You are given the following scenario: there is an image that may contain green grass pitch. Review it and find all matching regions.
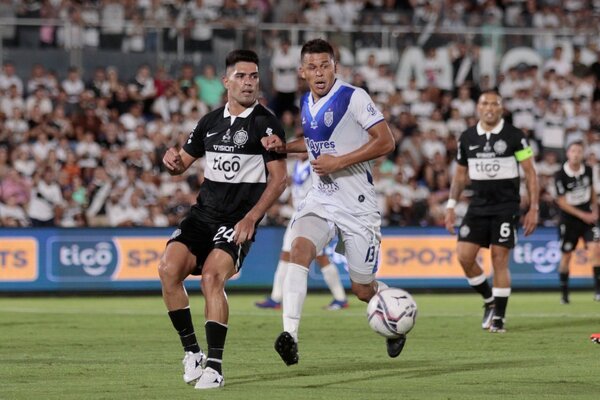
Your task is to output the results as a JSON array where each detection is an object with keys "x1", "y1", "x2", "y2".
[{"x1": 1, "y1": 292, "x2": 599, "y2": 400}]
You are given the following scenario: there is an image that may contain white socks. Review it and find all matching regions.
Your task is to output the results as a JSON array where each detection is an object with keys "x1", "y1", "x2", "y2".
[
  {"x1": 282, "y1": 263, "x2": 308, "y2": 342},
  {"x1": 321, "y1": 263, "x2": 346, "y2": 301},
  {"x1": 492, "y1": 287, "x2": 511, "y2": 297},
  {"x1": 270, "y1": 260, "x2": 288, "y2": 302}
]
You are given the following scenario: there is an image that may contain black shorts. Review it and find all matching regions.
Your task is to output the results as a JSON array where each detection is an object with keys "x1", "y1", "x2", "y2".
[
  {"x1": 167, "y1": 214, "x2": 251, "y2": 275},
  {"x1": 559, "y1": 218, "x2": 599, "y2": 253},
  {"x1": 458, "y1": 213, "x2": 518, "y2": 249}
]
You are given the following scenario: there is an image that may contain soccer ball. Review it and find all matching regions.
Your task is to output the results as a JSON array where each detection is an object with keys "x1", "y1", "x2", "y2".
[{"x1": 367, "y1": 288, "x2": 417, "y2": 338}]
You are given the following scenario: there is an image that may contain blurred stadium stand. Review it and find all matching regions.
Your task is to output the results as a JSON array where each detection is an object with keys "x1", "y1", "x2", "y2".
[{"x1": 1, "y1": 0, "x2": 600, "y2": 229}]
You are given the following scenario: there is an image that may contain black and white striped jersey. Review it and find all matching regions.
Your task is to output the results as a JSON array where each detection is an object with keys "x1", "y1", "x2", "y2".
[
  {"x1": 183, "y1": 102, "x2": 286, "y2": 223},
  {"x1": 554, "y1": 163, "x2": 593, "y2": 221},
  {"x1": 456, "y1": 119, "x2": 533, "y2": 216}
]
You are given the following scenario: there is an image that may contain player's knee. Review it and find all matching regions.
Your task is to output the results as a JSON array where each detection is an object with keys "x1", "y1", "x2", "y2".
[
  {"x1": 158, "y1": 259, "x2": 183, "y2": 284},
  {"x1": 289, "y1": 237, "x2": 316, "y2": 266},
  {"x1": 491, "y1": 252, "x2": 510, "y2": 268},
  {"x1": 457, "y1": 252, "x2": 476, "y2": 269},
  {"x1": 200, "y1": 270, "x2": 226, "y2": 292}
]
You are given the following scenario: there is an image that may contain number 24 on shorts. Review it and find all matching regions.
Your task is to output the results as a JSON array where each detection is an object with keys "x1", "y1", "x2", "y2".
[{"x1": 213, "y1": 226, "x2": 235, "y2": 243}]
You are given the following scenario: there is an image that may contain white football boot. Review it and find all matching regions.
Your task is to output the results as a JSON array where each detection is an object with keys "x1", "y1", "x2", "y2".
[
  {"x1": 182, "y1": 351, "x2": 206, "y2": 384},
  {"x1": 194, "y1": 367, "x2": 224, "y2": 389}
]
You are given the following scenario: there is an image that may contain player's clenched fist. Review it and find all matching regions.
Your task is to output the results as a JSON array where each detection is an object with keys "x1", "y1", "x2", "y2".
[
  {"x1": 163, "y1": 147, "x2": 183, "y2": 174},
  {"x1": 261, "y1": 135, "x2": 286, "y2": 153}
]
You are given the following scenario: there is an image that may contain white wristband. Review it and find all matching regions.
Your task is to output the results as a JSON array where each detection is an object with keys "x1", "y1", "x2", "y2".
[{"x1": 446, "y1": 199, "x2": 457, "y2": 209}]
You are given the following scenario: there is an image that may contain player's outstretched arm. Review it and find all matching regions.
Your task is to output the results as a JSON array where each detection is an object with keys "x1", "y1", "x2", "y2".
[
  {"x1": 310, "y1": 121, "x2": 394, "y2": 176},
  {"x1": 556, "y1": 195, "x2": 597, "y2": 224},
  {"x1": 162, "y1": 147, "x2": 197, "y2": 175},
  {"x1": 262, "y1": 136, "x2": 307, "y2": 154},
  {"x1": 445, "y1": 164, "x2": 468, "y2": 235},
  {"x1": 233, "y1": 158, "x2": 287, "y2": 245},
  {"x1": 520, "y1": 157, "x2": 539, "y2": 236}
]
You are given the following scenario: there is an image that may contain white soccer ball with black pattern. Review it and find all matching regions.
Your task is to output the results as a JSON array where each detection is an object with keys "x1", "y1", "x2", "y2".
[{"x1": 367, "y1": 288, "x2": 417, "y2": 338}]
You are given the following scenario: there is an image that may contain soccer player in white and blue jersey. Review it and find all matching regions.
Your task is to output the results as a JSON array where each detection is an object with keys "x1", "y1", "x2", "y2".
[
  {"x1": 255, "y1": 152, "x2": 349, "y2": 311},
  {"x1": 263, "y1": 39, "x2": 399, "y2": 364}
]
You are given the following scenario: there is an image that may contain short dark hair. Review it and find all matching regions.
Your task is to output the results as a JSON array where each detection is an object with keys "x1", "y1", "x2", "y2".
[
  {"x1": 566, "y1": 140, "x2": 584, "y2": 150},
  {"x1": 225, "y1": 49, "x2": 259, "y2": 69},
  {"x1": 478, "y1": 90, "x2": 502, "y2": 102},
  {"x1": 300, "y1": 39, "x2": 335, "y2": 61}
]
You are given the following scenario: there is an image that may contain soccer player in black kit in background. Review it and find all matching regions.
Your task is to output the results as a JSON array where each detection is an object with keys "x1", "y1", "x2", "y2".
[
  {"x1": 159, "y1": 49, "x2": 287, "y2": 390},
  {"x1": 554, "y1": 141, "x2": 600, "y2": 304},
  {"x1": 445, "y1": 91, "x2": 539, "y2": 333}
]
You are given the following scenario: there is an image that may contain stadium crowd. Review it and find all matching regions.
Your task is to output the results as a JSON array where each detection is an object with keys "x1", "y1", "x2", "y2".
[{"x1": 1, "y1": 1, "x2": 600, "y2": 228}]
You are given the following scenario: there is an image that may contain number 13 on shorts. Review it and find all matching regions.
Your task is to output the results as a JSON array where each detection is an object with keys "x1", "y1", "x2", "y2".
[{"x1": 364, "y1": 240, "x2": 380, "y2": 273}]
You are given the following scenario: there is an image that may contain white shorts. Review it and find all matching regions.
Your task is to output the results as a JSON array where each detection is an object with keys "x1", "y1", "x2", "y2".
[
  {"x1": 289, "y1": 198, "x2": 381, "y2": 284},
  {"x1": 282, "y1": 218, "x2": 325, "y2": 256}
]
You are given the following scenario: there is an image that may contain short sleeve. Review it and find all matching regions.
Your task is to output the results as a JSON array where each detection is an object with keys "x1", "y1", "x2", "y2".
[
  {"x1": 555, "y1": 171, "x2": 565, "y2": 196},
  {"x1": 512, "y1": 128, "x2": 533, "y2": 162},
  {"x1": 348, "y1": 88, "x2": 385, "y2": 131},
  {"x1": 183, "y1": 117, "x2": 206, "y2": 158},
  {"x1": 456, "y1": 132, "x2": 468, "y2": 166},
  {"x1": 257, "y1": 113, "x2": 286, "y2": 162}
]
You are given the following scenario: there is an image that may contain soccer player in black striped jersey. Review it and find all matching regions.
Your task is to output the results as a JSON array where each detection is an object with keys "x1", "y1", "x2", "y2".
[
  {"x1": 554, "y1": 141, "x2": 600, "y2": 304},
  {"x1": 159, "y1": 50, "x2": 287, "y2": 390},
  {"x1": 445, "y1": 91, "x2": 539, "y2": 333}
]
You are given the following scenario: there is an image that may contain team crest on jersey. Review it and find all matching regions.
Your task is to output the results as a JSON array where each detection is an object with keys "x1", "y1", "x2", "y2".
[
  {"x1": 310, "y1": 119, "x2": 318, "y2": 129},
  {"x1": 233, "y1": 128, "x2": 248, "y2": 147},
  {"x1": 367, "y1": 103, "x2": 376, "y2": 116},
  {"x1": 324, "y1": 109, "x2": 333, "y2": 127},
  {"x1": 222, "y1": 129, "x2": 231, "y2": 143},
  {"x1": 493, "y1": 139, "x2": 507, "y2": 155},
  {"x1": 459, "y1": 225, "x2": 470, "y2": 238}
]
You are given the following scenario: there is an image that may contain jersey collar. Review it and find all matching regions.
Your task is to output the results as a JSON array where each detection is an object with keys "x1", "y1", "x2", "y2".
[
  {"x1": 223, "y1": 101, "x2": 258, "y2": 119},
  {"x1": 563, "y1": 162, "x2": 584, "y2": 177},
  {"x1": 308, "y1": 79, "x2": 341, "y2": 107},
  {"x1": 476, "y1": 119, "x2": 504, "y2": 136}
]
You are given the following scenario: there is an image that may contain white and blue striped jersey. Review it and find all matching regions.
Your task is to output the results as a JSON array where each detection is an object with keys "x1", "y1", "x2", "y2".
[{"x1": 300, "y1": 79, "x2": 384, "y2": 215}]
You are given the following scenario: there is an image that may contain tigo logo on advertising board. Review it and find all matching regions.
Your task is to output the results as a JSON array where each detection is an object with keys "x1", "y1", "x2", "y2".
[
  {"x1": 0, "y1": 238, "x2": 38, "y2": 281},
  {"x1": 513, "y1": 239, "x2": 592, "y2": 277},
  {"x1": 47, "y1": 238, "x2": 118, "y2": 282}
]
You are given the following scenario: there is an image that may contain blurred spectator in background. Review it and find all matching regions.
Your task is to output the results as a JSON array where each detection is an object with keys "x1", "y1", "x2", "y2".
[
  {"x1": 27, "y1": 167, "x2": 64, "y2": 226},
  {"x1": 195, "y1": 64, "x2": 224, "y2": 109},
  {"x1": 270, "y1": 39, "x2": 298, "y2": 117}
]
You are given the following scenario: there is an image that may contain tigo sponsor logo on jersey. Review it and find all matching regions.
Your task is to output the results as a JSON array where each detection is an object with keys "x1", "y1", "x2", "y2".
[
  {"x1": 474, "y1": 159, "x2": 501, "y2": 178},
  {"x1": 48, "y1": 238, "x2": 118, "y2": 281},
  {"x1": 212, "y1": 155, "x2": 241, "y2": 180},
  {"x1": 0, "y1": 238, "x2": 38, "y2": 281},
  {"x1": 468, "y1": 157, "x2": 518, "y2": 180}
]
